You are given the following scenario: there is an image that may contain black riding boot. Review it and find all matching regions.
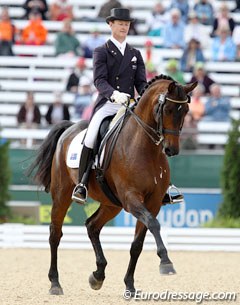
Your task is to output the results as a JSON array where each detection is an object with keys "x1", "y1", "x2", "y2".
[{"x1": 71, "y1": 145, "x2": 93, "y2": 204}]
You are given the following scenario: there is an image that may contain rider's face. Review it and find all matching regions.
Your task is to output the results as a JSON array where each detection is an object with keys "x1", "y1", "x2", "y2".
[{"x1": 109, "y1": 20, "x2": 130, "y2": 42}]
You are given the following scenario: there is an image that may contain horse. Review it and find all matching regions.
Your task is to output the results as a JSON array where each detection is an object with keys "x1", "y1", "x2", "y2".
[{"x1": 29, "y1": 75, "x2": 197, "y2": 296}]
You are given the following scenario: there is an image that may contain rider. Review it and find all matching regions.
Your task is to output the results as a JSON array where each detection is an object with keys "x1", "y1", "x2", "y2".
[{"x1": 71, "y1": 8, "x2": 183, "y2": 205}]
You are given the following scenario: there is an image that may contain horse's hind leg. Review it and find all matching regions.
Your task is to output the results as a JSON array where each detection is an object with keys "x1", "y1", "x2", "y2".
[
  {"x1": 124, "y1": 220, "x2": 147, "y2": 295},
  {"x1": 85, "y1": 204, "x2": 121, "y2": 290},
  {"x1": 48, "y1": 186, "x2": 73, "y2": 295}
]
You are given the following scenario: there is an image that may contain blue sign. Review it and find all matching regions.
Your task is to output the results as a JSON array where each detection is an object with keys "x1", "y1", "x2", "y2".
[{"x1": 115, "y1": 193, "x2": 222, "y2": 228}]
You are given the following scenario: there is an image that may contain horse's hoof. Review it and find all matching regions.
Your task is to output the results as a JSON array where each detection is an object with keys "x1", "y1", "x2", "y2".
[
  {"x1": 89, "y1": 273, "x2": 104, "y2": 290},
  {"x1": 159, "y1": 263, "x2": 176, "y2": 275},
  {"x1": 49, "y1": 286, "x2": 64, "y2": 295}
]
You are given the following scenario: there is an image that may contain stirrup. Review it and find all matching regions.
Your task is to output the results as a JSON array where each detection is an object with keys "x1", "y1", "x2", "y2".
[
  {"x1": 167, "y1": 184, "x2": 184, "y2": 204},
  {"x1": 71, "y1": 183, "x2": 88, "y2": 204}
]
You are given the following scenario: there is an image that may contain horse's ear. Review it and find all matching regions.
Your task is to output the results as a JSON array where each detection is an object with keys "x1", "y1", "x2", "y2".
[
  {"x1": 168, "y1": 81, "x2": 176, "y2": 94},
  {"x1": 183, "y1": 81, "x2": 198, "y2": 94}
]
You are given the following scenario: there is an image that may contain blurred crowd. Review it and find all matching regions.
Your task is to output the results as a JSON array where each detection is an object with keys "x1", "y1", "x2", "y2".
[{"x1": 0, "y1": 0, "x2": 239, "y2": 148}]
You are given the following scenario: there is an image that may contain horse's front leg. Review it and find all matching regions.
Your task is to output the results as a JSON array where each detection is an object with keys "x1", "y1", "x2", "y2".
[
  {"x1": 124, "y1": 220, "x2": 147, "y2": 295},
  {"x1": 85, "y1": 204, "x2": 121, "y2": 290},
  {"x1": 125, "y1": 192, "x2": 176, "y2": 276}
]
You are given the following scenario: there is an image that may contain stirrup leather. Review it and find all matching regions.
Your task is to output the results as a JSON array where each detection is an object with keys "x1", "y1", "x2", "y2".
[
  {"x1": 167, "y1": 184, "x2": 184, "y2": 204},
  {"x1": 71, "y1": 183, "x2": 88, "y2": 204}
]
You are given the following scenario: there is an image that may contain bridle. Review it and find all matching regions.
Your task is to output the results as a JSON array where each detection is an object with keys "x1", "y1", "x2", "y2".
[
  {"x1": 124, "y1": 93, "x2": 190, "y2": 146},
  {"x1": 155, "y1": 93, "x2": 190, "y2": 141}
]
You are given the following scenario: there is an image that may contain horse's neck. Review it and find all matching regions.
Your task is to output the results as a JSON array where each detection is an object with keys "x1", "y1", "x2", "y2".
[
  {"x1": 126, "y1": 98, "x2": 164, "y2": 155},
  {"x1": 134, "y1": 95, "x2": 154, "y2": 125}
]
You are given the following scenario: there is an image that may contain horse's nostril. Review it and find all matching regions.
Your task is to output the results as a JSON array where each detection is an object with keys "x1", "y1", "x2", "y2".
[
  {"x1": 165, "y1": 147, "x2": 172, "y2": 156},
  {"x1": 165, "y1": 147, "x2": 178, "y2": 156}
]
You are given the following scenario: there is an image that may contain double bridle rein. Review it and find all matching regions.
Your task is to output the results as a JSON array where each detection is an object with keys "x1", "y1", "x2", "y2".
[{"x1": 124, "y1": 93, "x2": 189, "y2": 146}]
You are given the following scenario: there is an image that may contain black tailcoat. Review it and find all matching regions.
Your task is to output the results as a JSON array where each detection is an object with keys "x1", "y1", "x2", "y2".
[{"x1": 93, "y1": 39, "x2": 147, "y2": 111}]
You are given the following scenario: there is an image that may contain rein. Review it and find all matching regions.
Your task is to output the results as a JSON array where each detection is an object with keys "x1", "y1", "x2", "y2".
[
  {"x1": 124, "y1": 104, "x2": 164, "y2": 145},
  {"x1": 123, "y1": 93, "x2": 189, "y2": 146}
]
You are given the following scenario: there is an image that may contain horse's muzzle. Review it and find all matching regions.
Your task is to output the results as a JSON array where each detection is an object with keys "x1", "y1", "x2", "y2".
[{"x1": 164, "y1": 145, "x2": 179, "y2": 157}]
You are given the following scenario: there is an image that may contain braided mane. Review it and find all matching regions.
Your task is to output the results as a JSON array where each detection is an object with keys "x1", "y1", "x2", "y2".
[{"x1": 140, "y1": 74, "x2": 174, "y2": 97}]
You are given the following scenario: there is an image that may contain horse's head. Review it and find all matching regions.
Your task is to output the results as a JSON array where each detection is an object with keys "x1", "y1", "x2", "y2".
[
  {"x1": 152, "y1": 79, "x2": 198, "y2": 156},
  {"x1": 133, "y1": 75, "x2": 197, "y2": 156}
]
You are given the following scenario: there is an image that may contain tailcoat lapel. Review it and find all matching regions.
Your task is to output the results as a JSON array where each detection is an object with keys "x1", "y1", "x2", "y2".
[{"x1": 106, "y1": 40, "x2": 123, "y2": 64}]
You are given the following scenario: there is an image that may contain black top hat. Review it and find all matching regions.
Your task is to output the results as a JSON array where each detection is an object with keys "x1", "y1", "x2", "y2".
[{"x1": 106, "y1": 8, "x2": 134, "y2": 24}]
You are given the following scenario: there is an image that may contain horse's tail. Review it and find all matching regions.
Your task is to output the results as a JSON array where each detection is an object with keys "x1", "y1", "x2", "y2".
[{"x1": 28, "y1": 120, "x2": 74, "y2": 192}]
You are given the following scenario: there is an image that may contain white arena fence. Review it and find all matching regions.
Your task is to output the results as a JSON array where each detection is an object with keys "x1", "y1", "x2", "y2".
[{"x1": 0, "y1": 224, "x2": 240, "y2": 252}]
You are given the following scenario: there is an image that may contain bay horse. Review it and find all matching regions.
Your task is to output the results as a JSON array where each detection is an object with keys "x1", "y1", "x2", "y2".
[{"x1": 29, "y1": 75, "x2": 197, "y2": 296}]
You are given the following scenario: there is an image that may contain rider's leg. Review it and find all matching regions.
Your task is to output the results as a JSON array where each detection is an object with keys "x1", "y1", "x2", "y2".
[
  {"x1": 72, "y1": 101, "x2": 122, "y2": 204},
  {"x1": 71, "y1": 145, "x2": 93, "y2": 203}
]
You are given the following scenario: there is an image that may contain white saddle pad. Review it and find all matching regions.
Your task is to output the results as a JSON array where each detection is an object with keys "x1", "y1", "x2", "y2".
[
  {"x1": 66, "y1": 129, "x2": 86, "y2": 168},
  {"x1": 66, "y1": 106, "x2": 126, "y2": 169},
  {"x1": 66, "y1": 129, "x2": 106, "y2": 169}
]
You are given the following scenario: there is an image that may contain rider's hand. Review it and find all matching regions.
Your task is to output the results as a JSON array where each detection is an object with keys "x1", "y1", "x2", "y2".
[{"x1": 110, "y1": 90, "x2": 130, "y2": 105}]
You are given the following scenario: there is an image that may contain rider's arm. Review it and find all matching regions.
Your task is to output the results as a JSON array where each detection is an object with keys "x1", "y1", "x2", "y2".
[{"x1": 93, "y1": 47, "x2": 115, "y2": 99}]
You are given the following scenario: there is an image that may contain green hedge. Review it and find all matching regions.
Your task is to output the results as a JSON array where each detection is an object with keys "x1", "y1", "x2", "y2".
[
  {"x1": 0, "y1": 139, "x2": 11, "y2": 221},
  {"x1": 219, "y1": 119, "x2": 240, "y2": 219}
]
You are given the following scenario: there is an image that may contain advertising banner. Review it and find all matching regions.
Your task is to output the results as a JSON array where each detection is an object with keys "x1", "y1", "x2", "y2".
[{"x1": 115, "y1": 192, "x2": 221, "y2": 228}]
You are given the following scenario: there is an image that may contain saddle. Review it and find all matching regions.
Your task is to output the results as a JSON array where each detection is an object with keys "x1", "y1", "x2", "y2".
[{"x1": 94, "y1": 115, "x2": 114, "y2": 155}]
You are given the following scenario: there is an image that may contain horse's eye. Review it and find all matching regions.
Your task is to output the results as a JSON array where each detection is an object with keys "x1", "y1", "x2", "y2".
[{"x1": 164, "y1": 107, "x2": 172, "y2": 115}]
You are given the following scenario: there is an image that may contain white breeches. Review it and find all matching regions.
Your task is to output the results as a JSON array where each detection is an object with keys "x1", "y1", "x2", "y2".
[{"x1": 84, "y1": 101, "x2": 122, "y2": 149}]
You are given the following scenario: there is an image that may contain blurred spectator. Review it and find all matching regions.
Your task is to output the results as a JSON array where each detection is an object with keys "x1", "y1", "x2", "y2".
[
  {"x1": 82, "y1": 27, "x2": 105, "y2": 58},
  {"x1": 184, "y1": 11, "x2": 210, "y2": 49},
  {"x1": 181, "y1": 112, "x2": 198, "y2": 150},
  {"x1": 169, "y1": 0, "x2": 189, "y2": 23},
  {"x1": 193, "y1": 0, "x2": 214, "y2": 26},
  {"x1": 231, "y1": 0, "x2": 240, "y2": 12},
  {"x1": 66, "y1": 57, "x2": 91, "y2": 93},
  {"x1": 189, "y1": 62, "x2": 215, "y2": 95},
  {"x1": 189, "y1": 84, "x2": 205, "y2": 121},
  {"x1": 45, "y1": 92, "x2": 70, "y2": 124},
  {"x1": 17, "y1": 92, "x2": 41, "y2": 128},
  {"x1": 144, "y1": 40, "x2": 158, "y2": 81},
  {"x1": 97, "y1": 0, "x2": 122, "y2": 19},
  {"x1": 162, "y1": 8, "x2": 185, "y2": 49},
  {"x1": 82, "y1": 91, "x2": 98, "y2": 121},
  {"x1": 0, "y1": 7, "x2": 17, "y2": 56},
  {"x1": 165, "y1": 59, "x2": 185, "y2": 84},
  {"x1": 146, "y1": 2, "x2": 168, "y2": 37},
  {"x1": 202, "y1": 84, "x2": 230, "y2": 121},
  {"x1": 20, "y1": 9, "x2": 48, "y2": 45},
  {"x1": 180, "y1": 38, "x2": 205, "y2": 72},
  {"x1": 145, "y1": 62, "x2": 158, "y2": 81},
  {"x1": 74, "y1": 76, "x2": 93, "y2": 119},
  {"x1": 49, "y1": 0, "x2": 73, "y2": 21},
  {"x1": 23, "y1": 0, "x2": 48, "y2": 20},
  {"x1": 211, "y1": 25, "x2": 237, "y2": 61},
  {"x1": 55, "y1": 19, "x2": 81, "y2": 56},
  {"x1": 233, "y1": 26, "x2": 240, "y2": 60},
  {"x1": 211, "y1": 3, "x2": 235, "y2": 37}
]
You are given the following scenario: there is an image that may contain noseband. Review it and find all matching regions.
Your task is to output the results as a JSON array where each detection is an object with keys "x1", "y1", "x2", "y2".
[{"x1": 125, "y1": 93, "x2": 189, "y2": 146}]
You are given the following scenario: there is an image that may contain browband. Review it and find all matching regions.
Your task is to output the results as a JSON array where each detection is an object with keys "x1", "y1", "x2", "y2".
[{"x1": 166, "y1": 97, "x2": 189, "y2": 104}]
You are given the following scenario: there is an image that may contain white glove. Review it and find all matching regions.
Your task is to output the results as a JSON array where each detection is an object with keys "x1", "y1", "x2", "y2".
[{"x1": 110, "y1": 90, "x2": 130, "y2": 105}]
